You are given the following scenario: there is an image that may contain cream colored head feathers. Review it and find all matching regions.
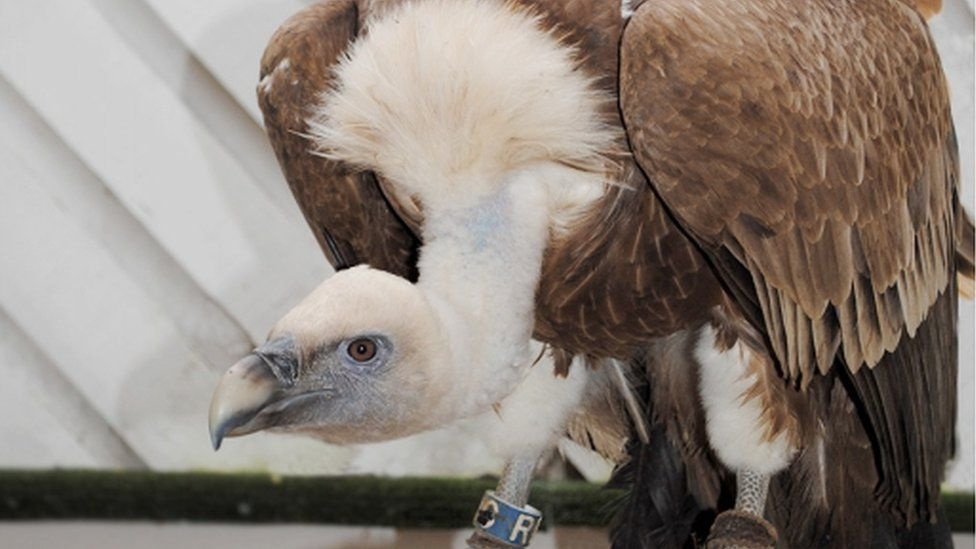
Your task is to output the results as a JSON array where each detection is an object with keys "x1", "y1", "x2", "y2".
[
  {"x1": 308, "y1": 0, "x2": 617, "y2": 211},
  {"x1": 270, "y1": 266, "x2": 443, "y2": 369}
]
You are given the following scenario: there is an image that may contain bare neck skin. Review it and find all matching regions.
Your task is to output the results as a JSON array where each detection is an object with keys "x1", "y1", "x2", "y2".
[{"x1": 415, "y1": 169, "x2": 552, "y2": 422}]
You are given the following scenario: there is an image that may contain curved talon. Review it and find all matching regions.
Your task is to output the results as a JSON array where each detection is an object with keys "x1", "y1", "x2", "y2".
[{"x1": 706, "y1": 509, "x2": 778, "y2": 549}]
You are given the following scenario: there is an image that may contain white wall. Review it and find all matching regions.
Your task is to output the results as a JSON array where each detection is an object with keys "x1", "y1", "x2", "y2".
[
  {"x1": 0, "y1": 0, "x2": 971, "y2": 490},
  {"x1": 930, "y1": 0, "x2": 976, "y2": 491}
]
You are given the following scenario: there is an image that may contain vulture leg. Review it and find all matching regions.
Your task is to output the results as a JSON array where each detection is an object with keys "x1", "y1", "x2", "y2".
[
  {"x1": 493, "y1": 453, "x2": 537, "y2": 506},
  {"x1": 468, "y1": 451, "x2": 543, "y2": 549},
  {"x1": 466, "y1": 357, "x2": 593, "y2": 548},
  {"x1": 696, "y1": 326, "x2": 795, "y2": 548},
  {"x1": 733, "y1": 469, "x2": 770, "y2": 517}
]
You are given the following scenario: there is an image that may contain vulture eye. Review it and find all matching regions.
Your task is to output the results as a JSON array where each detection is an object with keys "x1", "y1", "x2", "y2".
[{"x1": 346, "y1": 338, "x2": 377, "y2": 363}]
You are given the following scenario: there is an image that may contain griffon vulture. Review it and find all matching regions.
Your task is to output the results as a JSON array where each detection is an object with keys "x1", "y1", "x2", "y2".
[{"x1": 208, "y1": 0, "x2": 973, "y2": 546}]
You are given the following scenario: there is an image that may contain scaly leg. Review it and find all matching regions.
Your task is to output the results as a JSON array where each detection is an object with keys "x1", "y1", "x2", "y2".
[
  {"x1": 734, "y1": 469, "x2": 770, "y2": 517},
  {"x1": 493, "y1": 453, "x2": 537, "y2": 505}
]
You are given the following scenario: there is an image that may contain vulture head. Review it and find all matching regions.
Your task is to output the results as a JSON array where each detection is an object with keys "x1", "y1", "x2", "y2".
[{"x1": 210, "y1": 266, "x2": 450, "y2": 449}]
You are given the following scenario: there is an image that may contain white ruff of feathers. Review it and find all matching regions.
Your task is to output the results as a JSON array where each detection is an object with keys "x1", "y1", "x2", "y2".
[
  {"x1": 307, "y1": 0, "x2": 618, "y2": 439},
  {"x1": 696, "y1": 326, "x2": 796, "y2": 475}
]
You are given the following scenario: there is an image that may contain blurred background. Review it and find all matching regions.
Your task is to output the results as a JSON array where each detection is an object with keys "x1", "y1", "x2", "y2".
[{"x1": 0, "y1": 0, "x2": 971, "y2": 498}]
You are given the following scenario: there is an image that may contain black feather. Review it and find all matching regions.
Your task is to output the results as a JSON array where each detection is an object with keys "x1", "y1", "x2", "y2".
[
  {"x1": 608, "y1": 424, "x2": 714, "y2": 548},
  {"x1": 607, "y1": 353, "x2": 721, "y2": 549}
]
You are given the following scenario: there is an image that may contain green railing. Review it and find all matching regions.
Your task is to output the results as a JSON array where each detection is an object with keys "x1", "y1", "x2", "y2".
[{"x1": 0, "y1": 470, "x2": 971, "y2": 532}]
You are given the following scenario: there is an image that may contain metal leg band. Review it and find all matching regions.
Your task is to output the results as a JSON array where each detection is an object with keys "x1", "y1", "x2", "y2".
[{"x1": 472, "y1": 490, "x2": 542, "y2": 547}]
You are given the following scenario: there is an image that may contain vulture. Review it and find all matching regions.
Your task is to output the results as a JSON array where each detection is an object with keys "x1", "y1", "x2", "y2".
[{"x1": 209, "y1": 0, "x2": 974, "y2": 547}]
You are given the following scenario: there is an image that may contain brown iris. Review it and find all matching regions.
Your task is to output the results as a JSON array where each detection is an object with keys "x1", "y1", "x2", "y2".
[{"x1": 347, "y1": 338, "x2": 377, "y2": 362}]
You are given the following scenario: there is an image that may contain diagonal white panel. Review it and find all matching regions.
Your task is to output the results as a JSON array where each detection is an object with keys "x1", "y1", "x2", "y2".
[
  {"x1": 0, "y1": 0, "x2": 328, "y2": 342},
  {"x1": 85, "y1": 0, "x2": 307, "y2": 221},
  {"x1": 141, "y1": 0, "x2": 313, "y2": 124},
  {"x1": 0, "y1": 310, "x2": 127, "y2": 469},
  {"x1": 0, "y1": 76, "x2": 253, "y2": 371}
]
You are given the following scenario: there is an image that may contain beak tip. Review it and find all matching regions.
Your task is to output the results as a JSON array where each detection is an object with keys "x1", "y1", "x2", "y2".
[
  {"x1": 208, "y1": 398, "x2": 227, "y2": 451},
  {"x1": 209, "y1": 412, "x2": 228, "y2": 451},
  {"x1": 210, "y1": 426, "x2": 224, "y2": 451},
  {"x1": 208, "y1": 352, "x2": 281, "y2": 452}
]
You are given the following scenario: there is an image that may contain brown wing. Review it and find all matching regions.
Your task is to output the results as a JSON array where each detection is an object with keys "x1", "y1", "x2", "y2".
[
  {"x1": 621, "y1": 0, "x2": 958, "y2": 388},
  {"x1": 258, "y1": 0, "x2": 419, "y2": 279},
  {"x1": 513, "y1": 0, "x2": 724, "y2": 359}
]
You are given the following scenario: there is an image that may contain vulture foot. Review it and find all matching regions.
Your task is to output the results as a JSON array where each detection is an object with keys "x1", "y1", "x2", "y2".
[{"x1": 706, "y1": 509, "x2": 778, "y2": 549}]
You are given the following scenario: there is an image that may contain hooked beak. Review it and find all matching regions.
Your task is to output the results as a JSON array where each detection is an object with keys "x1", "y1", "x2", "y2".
[{"x1": 208, "y1": 353, "x2": 282, "y2": 450}]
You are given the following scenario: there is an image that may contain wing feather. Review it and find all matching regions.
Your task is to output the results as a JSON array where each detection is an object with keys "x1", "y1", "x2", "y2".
[
  {"x1": 620, "y1": 0, "x2": 958, "y2": 385},
  {"x1": 258, "y1": 0, "x2": 419, "y2": 279}
]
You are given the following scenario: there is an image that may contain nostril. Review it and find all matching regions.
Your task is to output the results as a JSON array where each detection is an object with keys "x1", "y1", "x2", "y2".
[{"x1": 255, "y1": 335, "x2": 300, "y2": 385}]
